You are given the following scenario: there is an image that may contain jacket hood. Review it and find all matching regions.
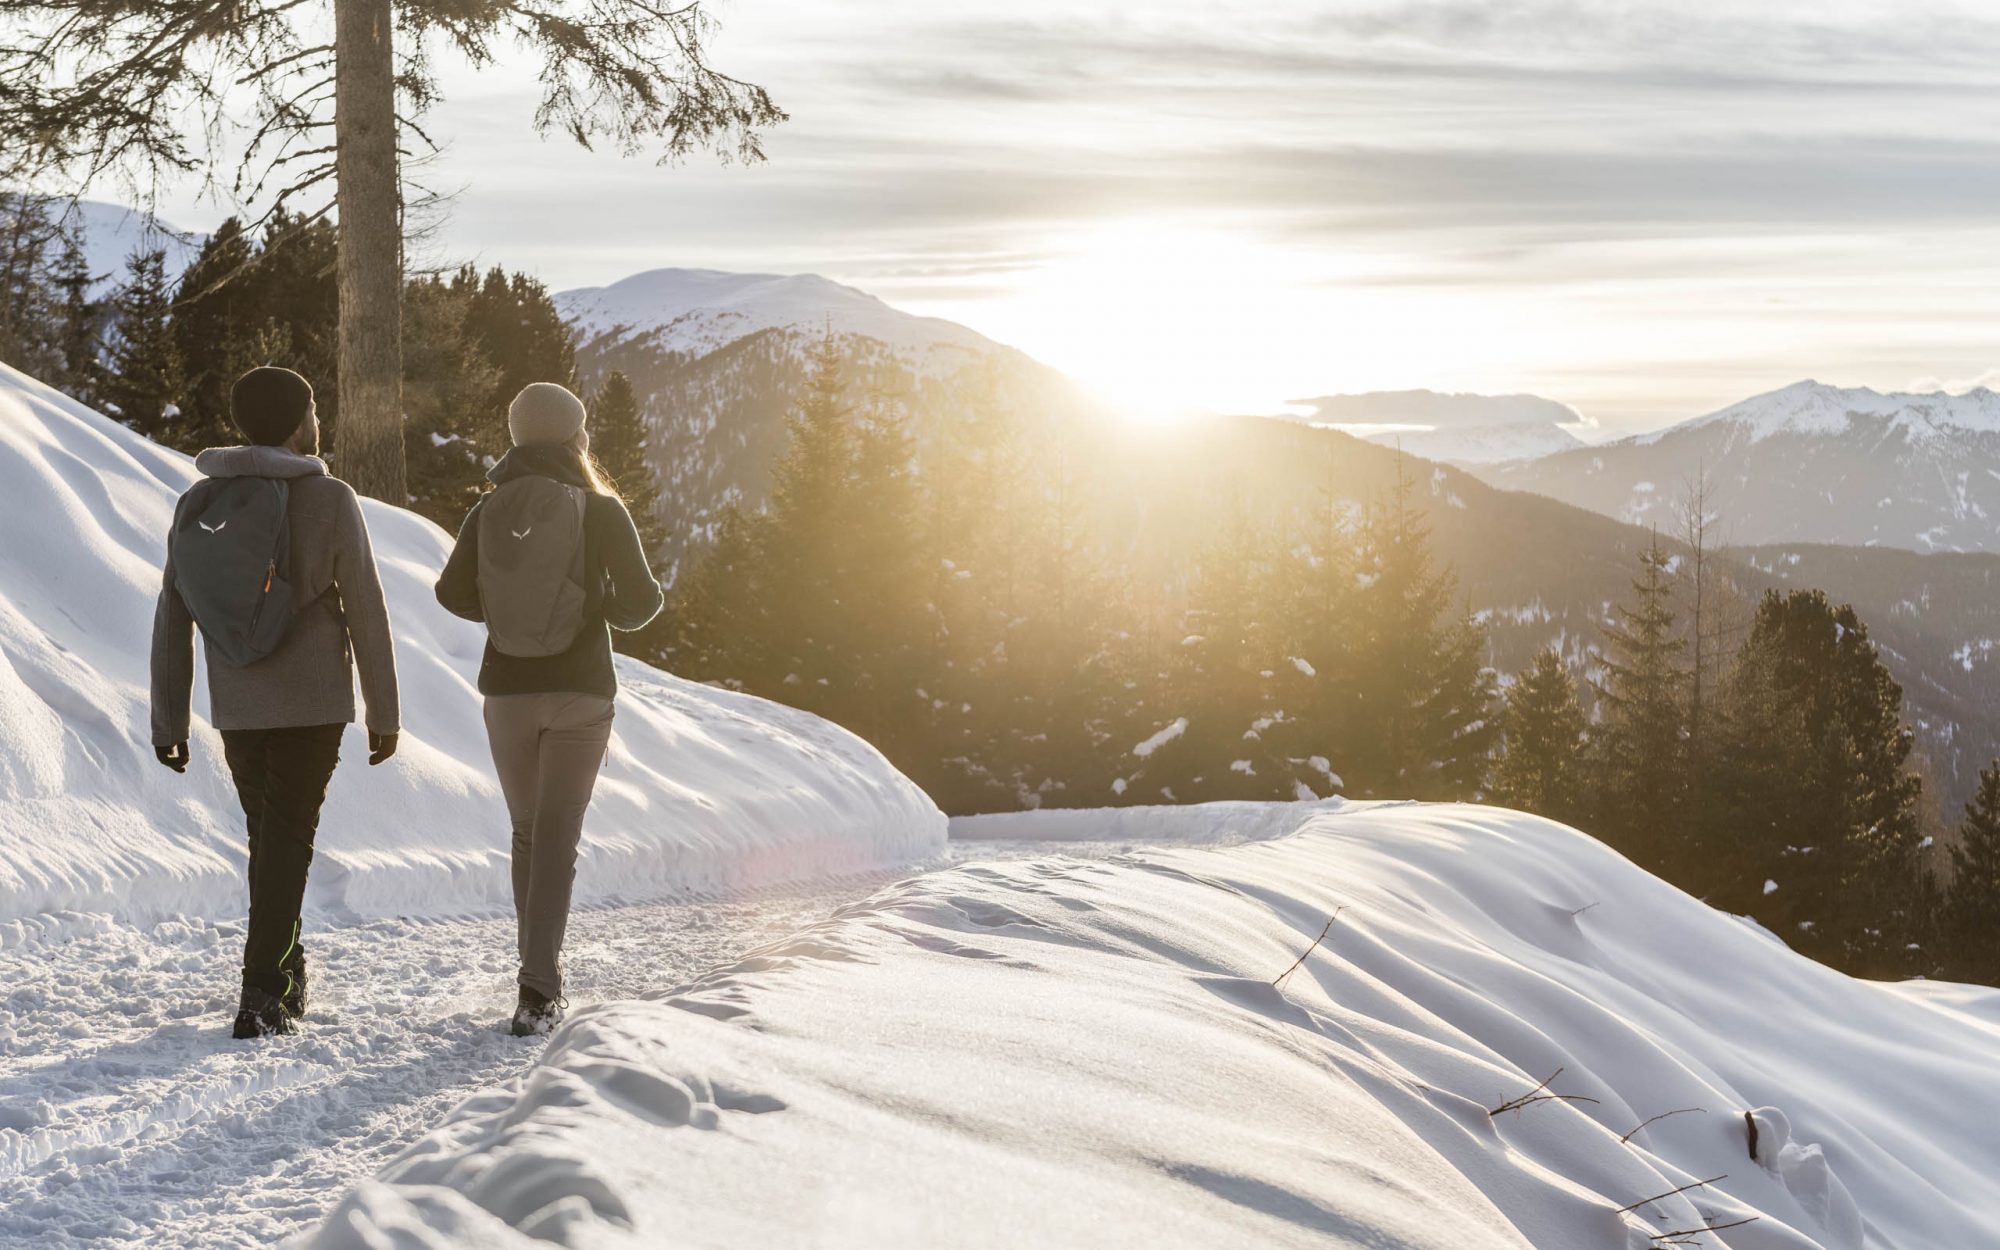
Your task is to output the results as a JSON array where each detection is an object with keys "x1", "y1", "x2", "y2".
[
  {"x1": 489, "y1": 443, "x2": 591, "y2": 490},
  {"x1": 194, "y1": 446, "x2": 330, "y2": 481}
]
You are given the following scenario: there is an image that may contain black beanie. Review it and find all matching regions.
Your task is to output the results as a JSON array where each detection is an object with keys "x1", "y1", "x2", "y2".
[{"x1": 230, "y1": 366, "x2": 315, "y2": 446}]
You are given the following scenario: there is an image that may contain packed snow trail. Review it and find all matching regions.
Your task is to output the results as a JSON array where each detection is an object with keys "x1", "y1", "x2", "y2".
[
  {"x1": 0, "y1": 876, "x2": 908, "y2": 1248},
  {"x1": 0, "y1": 836, "x2": 1225, "y2": 1249}
]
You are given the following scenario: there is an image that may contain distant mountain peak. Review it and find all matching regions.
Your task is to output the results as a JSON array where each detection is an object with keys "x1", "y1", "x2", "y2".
[
  {"x1": 1644, "y1": 379, "x2": 2000, "y2": 446},
  {"x1": 554, "y1": 266, "x2": 999, "y2": 364}
]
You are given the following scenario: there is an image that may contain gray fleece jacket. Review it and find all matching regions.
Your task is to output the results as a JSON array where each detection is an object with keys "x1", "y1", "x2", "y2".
[{"x1": 150, "y1": 447, "x2": 400, "y2": 745}]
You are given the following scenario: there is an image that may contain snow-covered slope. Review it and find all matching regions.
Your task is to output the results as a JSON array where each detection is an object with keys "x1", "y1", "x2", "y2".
[
  {"x1": 0, "y1": 361, "x2": 945, "y2": 927},
  {"x1": 305, "y1": 801, "x2": 2000, "y2": 1250},
  {"x1": 557, "y1": 267, "x2": 997, "y2": 370},
  {"x1": 1290, "y1": 390, "x2": 1592, "y2": 465},
  {"x1": 1482, "y1": 380, "x2": 2000, "y2": 551}
]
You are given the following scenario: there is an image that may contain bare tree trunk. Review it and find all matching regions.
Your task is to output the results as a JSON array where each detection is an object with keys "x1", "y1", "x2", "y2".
[{"x1": 333, "y1": 0, "x2": 405, "y2": 502}]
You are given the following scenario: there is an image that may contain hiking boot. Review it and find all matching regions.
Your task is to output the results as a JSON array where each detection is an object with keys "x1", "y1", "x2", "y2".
[
  {"x1": 510, "y1": 986, "x2": 566, "y2": 1037},
  {"x1": 232, "y1": 984, "x2": 297, "y2": 1039},
  {"x1": 281, "y1": 948, "x2": 309, "y2": 1019}
]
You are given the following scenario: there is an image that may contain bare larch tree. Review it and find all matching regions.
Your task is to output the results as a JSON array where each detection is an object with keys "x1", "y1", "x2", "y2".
[{"x1": 0, "y1": 0, "x2": 784, "y2": 501}]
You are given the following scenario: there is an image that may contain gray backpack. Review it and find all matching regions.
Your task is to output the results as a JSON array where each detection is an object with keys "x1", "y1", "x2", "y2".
[
  {"x1": 477, "y1": 477, "x2": 590, "y2": 657},
  {"x1": 169, "y1": 477, "x2": 295, "y2": 667}
]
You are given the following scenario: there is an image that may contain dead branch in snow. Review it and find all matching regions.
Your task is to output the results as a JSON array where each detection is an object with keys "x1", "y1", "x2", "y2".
[
  {"x1": 1489, "y1": 1067, "x2": 1602, "y2": 1116},
  {"x1": 1616, "y1": 1175, "x2": 1725, "y2": 1215},
  {"x1": 1272, "y1": 908, "x2": 1344, "y2": 989},
  {"x1": 1648, "y1": 1215, "x2": 1759, "y2": 1246},
  {"x1": 1620, "y1": 1107, "x2": 1707, "y2": 1144}
]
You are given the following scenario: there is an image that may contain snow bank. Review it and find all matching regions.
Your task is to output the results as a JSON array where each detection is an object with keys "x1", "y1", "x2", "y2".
[
  {"x1": 0, "y1": 362, "x2": 944, "y2": 925},
  {"x1": 951, "y1": 796, "x2": 1345, "y2": 844},
  {"x1": 302, "y1": 802, "x2": 2000, "y2": 1249}
]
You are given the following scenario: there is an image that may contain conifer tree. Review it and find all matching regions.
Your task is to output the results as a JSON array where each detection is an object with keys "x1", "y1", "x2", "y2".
[
  {"x1": 1593, "y1": 537, "x2": 1688, "y2": 873},
  {"x1": 171, "y1": 218, "x2": 260, "y2": 450},
  {"x1": 590, "y1": 371, "x2": 666, "y2": 559},
  {"x1": 50, "y1": 219, "x2": 104, "y2": 405},
  {"x1": 1146, "y1": 505, "x2": 1290, "y2": 803},
  {"x1": 1946, "y1": 761, "x2": 2000, "y2": 984},
  {"x1": 1342, "y1": 462, "x2": 1496, "y2": 800},
  {"x1": 100, "y1": 250, "x2": 186, "y2": 445},
  {"x1": 0, "y1": 192, "x2": 63, "y2": 380},
  {"x1": 1262, "y1": 446, "x2": 1363, "y2": 801},
  {"x1": 403, "y1": 274, "x2": 502, "y2": 525},
  {"x1": 757, "y1": 331, "x2": 855, "y2": 713},
  {"x1": 1494, "y1": 648, "x2": 1588, "y2": 823},
  {"x1": 1710, "y1": 589, "x2": 1924, "y2": 974},
  {"x1": 668, "y1": 503, "x2": 770, "y2": 683}
]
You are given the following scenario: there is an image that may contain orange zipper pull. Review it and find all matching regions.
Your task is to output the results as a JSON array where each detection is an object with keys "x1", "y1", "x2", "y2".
[{"x1": 264, "y1": 560, "x2": 275, "y2": 593}]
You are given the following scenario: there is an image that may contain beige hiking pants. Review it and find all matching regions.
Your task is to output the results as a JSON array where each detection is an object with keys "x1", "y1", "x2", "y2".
[{"x1": 483, "y1": 692, "x2": 615, "y2": 998}]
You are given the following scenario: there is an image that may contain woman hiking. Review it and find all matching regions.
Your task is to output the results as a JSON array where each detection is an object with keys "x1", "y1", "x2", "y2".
[{"x1": 435, "y1": 382, "x2": 664, "y2": 1036}]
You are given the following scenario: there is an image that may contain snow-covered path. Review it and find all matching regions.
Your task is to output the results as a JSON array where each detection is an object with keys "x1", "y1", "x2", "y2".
[{"x1": 0, "y1": 874, "x2": 916, "y2": 1249}]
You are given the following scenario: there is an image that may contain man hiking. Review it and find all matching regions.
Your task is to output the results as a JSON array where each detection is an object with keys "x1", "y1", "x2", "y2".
[{"x1": 150, "y1": 366, "x2": 401, "y2": 1039}]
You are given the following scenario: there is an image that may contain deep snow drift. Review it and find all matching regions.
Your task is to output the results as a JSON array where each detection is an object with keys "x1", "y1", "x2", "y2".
[
  {"x1": 305, "y1": 802, "x2": 2000, "y2": 1249},
  {"x1": 0, "y1": 361, "x2": 944, "y2": 928}
]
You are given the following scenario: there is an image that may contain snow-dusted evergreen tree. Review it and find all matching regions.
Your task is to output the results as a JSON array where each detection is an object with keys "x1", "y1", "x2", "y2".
[
  {"x1": 170, "y1": 212, "x2": 339, "y2": 450},
  {"x1": 0, "y1": 192, "x2": 64, "y2": 382},
  {"x1": 590, "y1": 371, "x2": 666, "y2": 559},
  {"x1": 403, "y1": 274, "x2": 503, "y2": 525},
  {"x1": 1146, "y1": 505, "x2": 1289, "y2": 803},
  {"x1": 1494, "y1": 648, "x2": 1588, "y2": 823},
  {"x1": 169, "y1": 218, "x2": 260, "y2": 451},
  {"x1": 100, "y1": 249, "x2": 185, "y2": 444},
  {"x1": 50, "y1": 218, "x2": 104, "y2": 405},
  {"x1": 1946, "y1": 761, "x2": 2000, "y2": 984},
  {"x1": 1710, "y1": 589, "x2": 1924, "y2": 975},
  {"x1": 1591, "y1": 537, "x2": 1687, "y2": 872},
  {"x1": 1341, "y1": 461, "x2": 1495, "y2": 800}
]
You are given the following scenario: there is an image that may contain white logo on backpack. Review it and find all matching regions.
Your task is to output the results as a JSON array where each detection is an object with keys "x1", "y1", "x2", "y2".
[
  {"x1": 512, "y1": 527, "x2": 533, "y2": 540},
  {"x1": 199, "y1": 519, "x2": 228, "y2": 534}
]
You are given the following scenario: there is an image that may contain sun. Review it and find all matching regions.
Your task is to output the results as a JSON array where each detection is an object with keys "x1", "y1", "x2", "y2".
[{"x1": 905, "y1": 216, "x2": 1605, "y2": 426}]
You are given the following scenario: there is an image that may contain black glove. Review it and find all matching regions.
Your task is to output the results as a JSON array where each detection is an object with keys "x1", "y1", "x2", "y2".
[
  {"x1": 156, "y1": 742, "x2": 189, "y2": 774},
  {"x1": 368, "y1": 731, "x2": 399, "y2": 766}
]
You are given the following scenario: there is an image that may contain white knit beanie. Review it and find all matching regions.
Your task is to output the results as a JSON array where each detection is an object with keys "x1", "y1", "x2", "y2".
[{"x1": 507, "y1": 382, "x2": 587, "y2": 447}]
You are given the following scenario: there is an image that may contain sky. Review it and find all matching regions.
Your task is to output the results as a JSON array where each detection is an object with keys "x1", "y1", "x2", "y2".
[{"x1": 138, "y1": 0, "x2": 2000, "y2": 436}]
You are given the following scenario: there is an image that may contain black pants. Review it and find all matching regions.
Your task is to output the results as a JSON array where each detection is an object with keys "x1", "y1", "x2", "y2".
[{"x1": 220, "y1": 723, "x2": 344, "y2": 996}]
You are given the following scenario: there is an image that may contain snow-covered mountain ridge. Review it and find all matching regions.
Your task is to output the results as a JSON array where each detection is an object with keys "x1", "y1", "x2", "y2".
[
  {"x1": 1482, "y1": 379, "x2": 2000, "y2": 553},
  {"x1": 556, "y1": 267, "x2": 999, "y2": 373},
  {"x1": 1641, "y1": 378, "x2": 2000, "y2": 446}
]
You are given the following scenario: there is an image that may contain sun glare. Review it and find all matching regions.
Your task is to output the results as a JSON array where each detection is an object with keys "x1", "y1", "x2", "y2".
[{"x1": 919, "y1": 220, "x2": 1574, "y2": 426}]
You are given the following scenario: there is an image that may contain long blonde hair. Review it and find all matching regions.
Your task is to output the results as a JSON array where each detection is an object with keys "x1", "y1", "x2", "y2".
[{"x1": 570, "y1": 428, "x2": 621, "y2": 499}]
